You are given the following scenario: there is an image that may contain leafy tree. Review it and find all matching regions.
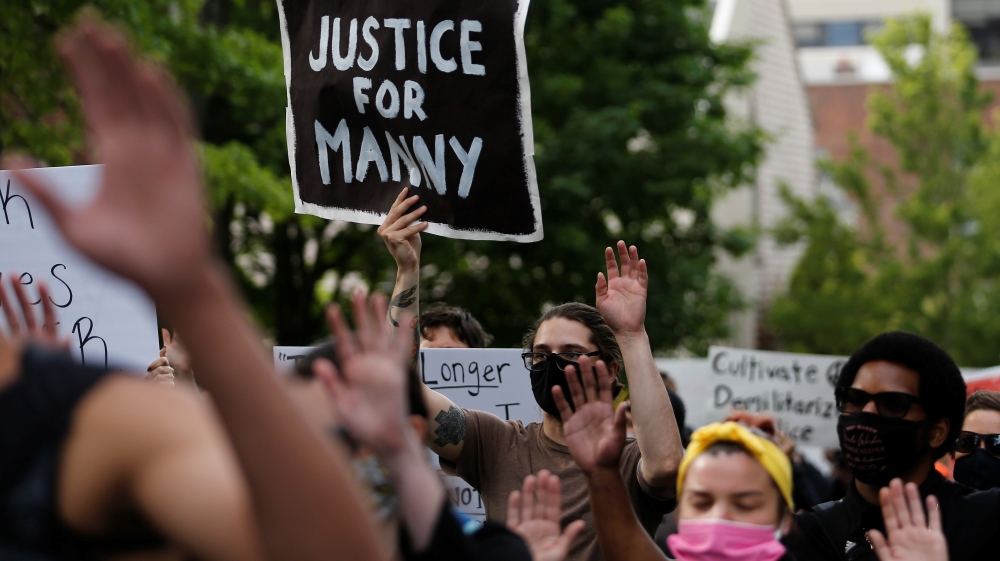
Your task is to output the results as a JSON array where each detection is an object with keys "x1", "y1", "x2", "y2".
[
  {"x1": 768, "y1": 14, "x2": 1000, "y2": 365},
  {"x1": 2, "y1": 0, "x2": 762, "y2": 351}
]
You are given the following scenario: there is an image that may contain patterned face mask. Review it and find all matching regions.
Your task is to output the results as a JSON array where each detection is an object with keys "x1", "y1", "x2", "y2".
[{"x1": 352, "y1": 453, "x2": 399, "y2": 522}]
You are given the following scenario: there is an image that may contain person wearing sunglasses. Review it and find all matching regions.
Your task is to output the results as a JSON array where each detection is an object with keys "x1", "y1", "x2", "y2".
[
  {"x1": 783, "y1": 331, "x2": 1000, "y2": 561},
  {"x1": 951, "y1": 390, "x2": 1000, "y2": 490}
]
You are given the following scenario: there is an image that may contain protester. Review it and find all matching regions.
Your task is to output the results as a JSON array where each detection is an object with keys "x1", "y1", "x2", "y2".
[
  {"x1": 380, "y1": 186, "x2": 683, "y2": 561},
  {"x1": 5, "y1": 15, "x2": 391, "y2": 561},
  {"x1": 317, "y1": 291, "x2": 579, "y2": 561},
  {"x1": 785, "y1": 331, "x2": 1000, "y2": 561},
  {"x1": 424, "y1": 255, "x2": 680, "y2": 560},
  {"x1": 952, "y1": 390, "x2": 1000, "y2": 490},
  {"x1": 722, "y1": 411, "x2": 832, "y2": 510},
  {"x1": 0, "y1": 275, "x2": 264, "y2": 560},
  {"x1": 420, "y1": 305, "x2": 492, "y2": 348},
  {"x1": 554, "y1": 355, "x2": 948, "y2": 561}
]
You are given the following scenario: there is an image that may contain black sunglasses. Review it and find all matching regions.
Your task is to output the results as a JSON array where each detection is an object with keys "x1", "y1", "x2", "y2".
[
  {"x1": 834, "y1": 387, "x2": 921, "y2": 418},
  {"x1": 955, "y1": 431, "x2": 1000, "y2": 456},
  {"x1": 521, "y1": 351, "x2": 602, "y2": 372}
]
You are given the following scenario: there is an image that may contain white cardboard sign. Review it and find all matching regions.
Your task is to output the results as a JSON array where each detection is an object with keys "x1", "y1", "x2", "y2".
[
  {"x1": 0, "y1": 166, "x2": 160, "y2": 373},
  {"x1": 664, "y1": 348, "x2": 846, "y2": 449}
]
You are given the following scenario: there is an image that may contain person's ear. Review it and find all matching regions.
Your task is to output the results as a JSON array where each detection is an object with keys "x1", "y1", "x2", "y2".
[
  {"x1": 778, "y1": 508, "x2": 792, "y2": 537},
  {"x1": 409, "y1": 415, "x2": 428, "y2": 439},
  {"x1": 607, "y1": 360, "x2": 620, "y2": 380},
  {"x1": 928, "y1": 417, "x2": 951, "y2": 450}
]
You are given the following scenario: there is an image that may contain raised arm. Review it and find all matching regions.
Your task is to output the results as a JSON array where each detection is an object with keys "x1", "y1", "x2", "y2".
[
  {"x1": 6, "y1": 16, "x2": 383, "y2": 561},
  {"x1": 378, "y1": 187, "x2": 426, "y2": 330},
  {"x1": 378, "y1": 191, "x2": 466, "y2": 461},
  {"x1": 317, "y1": 292, "x2": 446, "y2": 551},
  {"x1": 596, "y1": 241, "x2": 682, "y2": 494},
  {"x1": 553, "y1": 356, "x2": 668, "y2": 561}
]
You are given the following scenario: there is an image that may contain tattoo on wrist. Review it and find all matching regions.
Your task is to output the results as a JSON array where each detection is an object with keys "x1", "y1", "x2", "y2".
[
  {"x1": 388, "y1": 285, "x2": 417, "y2": 327},
  {"x1": 433, "y1": 406, "x2": 466, "y2": 447}
]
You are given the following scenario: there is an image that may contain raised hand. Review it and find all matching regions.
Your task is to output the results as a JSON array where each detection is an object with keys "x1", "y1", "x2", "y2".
[
  {"x1": 316, "y1": 291, "x2": 416, "y2": 457},
  {"x1": 552, "y1": 355, "x2": 628, "y2": 474},
  {"x1": 0, "y1": 273, "x2": 67, "y2": 349},
  {"x1": 507, "y1": 470, "x2": 585, "y2": 561},
  {"x1": 595, "y1": 241, "x2": 648, "y2": 336},
  {"x1": 378, "y1": 187, "x2": 428, "y2": 272},
  {"x1": 868, "y1": 479, "x2": 949, "y2": 561},
  {"x1": 4, "y1": 15, "x2": 211, "y2": 305}
]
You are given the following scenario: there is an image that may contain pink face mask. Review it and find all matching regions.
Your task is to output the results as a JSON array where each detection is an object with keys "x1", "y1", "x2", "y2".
[{"x1": 667, "y1": 519, "x2": 786, "y2": 561}]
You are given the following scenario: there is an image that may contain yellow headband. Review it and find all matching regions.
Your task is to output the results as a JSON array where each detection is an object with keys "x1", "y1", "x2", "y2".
[{"x1": 677, "y1": 422, "x2": 794, "y2": 511}]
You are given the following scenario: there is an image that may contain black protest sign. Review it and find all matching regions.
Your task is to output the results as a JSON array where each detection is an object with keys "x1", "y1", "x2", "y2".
[{"x1": 277, "y1": 0, "x2": 542, "y2": 241}]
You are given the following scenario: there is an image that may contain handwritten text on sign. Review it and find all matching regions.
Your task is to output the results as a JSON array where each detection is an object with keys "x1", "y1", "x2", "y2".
[
  {"x1": 0, "y1": 166, "x2": 160, "y2": 372},
  {"x1": 704, "y1": 346, "x2": 846, "y2": 447},
  {"x1": 276, "y1": 0, "x2": 542, "y2": 241}
]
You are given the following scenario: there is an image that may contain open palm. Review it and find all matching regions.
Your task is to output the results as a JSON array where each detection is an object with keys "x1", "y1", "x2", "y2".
[
  {"x1": 7, "y1": 18, "x2": 211, "y2": 302},
  {"x1": 869, "y1": 480, "x2": 949, "y2": 561},
  {"x1": 317, "y1": 292, "x2": 415, "y2": 456},
  {"x1": 552, "y1": 356, "x2": 628, "y2": 474},
  {"x1": 507, "y1": 471, "x2": 585, "y2": 561},
  {"x1": 596, "y1": 241, "x2": 648, "y2": 336}
]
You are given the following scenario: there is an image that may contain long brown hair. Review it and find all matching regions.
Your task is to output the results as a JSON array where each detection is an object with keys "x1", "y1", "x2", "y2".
[{"x1": 522, "y1": 302, "x2": 626, "y2": 388}]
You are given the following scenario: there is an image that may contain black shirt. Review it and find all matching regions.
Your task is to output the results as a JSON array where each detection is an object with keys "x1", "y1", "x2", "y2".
[
  {"x1": 400, "y1": 502, "x2": 531, "y2": 561},
  {"x1": 785, "y1": 471, "x2": 1000, "y2": 561}
]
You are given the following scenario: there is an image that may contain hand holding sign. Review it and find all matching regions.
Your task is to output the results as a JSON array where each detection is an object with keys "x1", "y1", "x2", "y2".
[
  {"x1": 278, "y1": 0, "x2": 542, "y2": 240},
  {"x1": 378, "y1": 187, "x2": 428, "y2": 272},
  {"x1": 506, "y1": 470, "x2": 585, "y2": 561},
  {"x1": 554, "y1": 356, "x2": 629, "y2": 475},
  {"x1": 4, "y1": 15, "x2": 211, "y2": 306},
  {"x1": 596, "y1": 241, "x2": 648, "y2": 337},
  {"x1": 317, "y1": 291, "x2": 416, "y2": 457}
]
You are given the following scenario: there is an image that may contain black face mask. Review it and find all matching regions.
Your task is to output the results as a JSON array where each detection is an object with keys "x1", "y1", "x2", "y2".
[
  {"x1": 837, "y1": 412, "x2": 930, "y2": 487},
  {"x1": 953, "y1": 447, "x2": 1000, "y2": 491},
  {"x1": 530, "y1": 355, "x2": 579, "y2": 417}
]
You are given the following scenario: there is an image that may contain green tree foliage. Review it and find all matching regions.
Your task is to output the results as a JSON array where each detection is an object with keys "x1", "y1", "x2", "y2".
[
  {"x1": 2, "y1": 0, "x2": 762, "y2": 351},
  {"x1": 768, "y1": 14, "x2": 1000, "y2": 365}
]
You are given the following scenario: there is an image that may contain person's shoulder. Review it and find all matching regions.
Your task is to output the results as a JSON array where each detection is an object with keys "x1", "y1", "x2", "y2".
[
  {"x1": 463, "y1": 408, "x2": 527, "y2": 447},
  {"x1": 942, "y1": 479, "x2": 1000, "y2": 508},
  {"x1": 618, "y1": 437, "x2": 641, "y2": 465}
]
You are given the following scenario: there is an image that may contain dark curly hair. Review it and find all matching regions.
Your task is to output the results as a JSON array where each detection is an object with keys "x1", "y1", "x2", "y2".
[
  {"x1": 837, "y1": 331, "x2": 966, "y2": 458},
  {"x1": 420, "y1": 305, "x2": 491, "y2": 348}
]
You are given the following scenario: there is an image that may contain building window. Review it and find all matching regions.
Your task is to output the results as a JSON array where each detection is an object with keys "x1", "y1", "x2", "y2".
[{"x1": 792, "y1": 21, "x2": 884, "y2": 48}]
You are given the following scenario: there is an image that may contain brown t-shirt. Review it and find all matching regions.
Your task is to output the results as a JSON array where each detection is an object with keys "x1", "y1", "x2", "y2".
[{"x1": 442, "y1": 409, "x2": 676, "y2": 561}]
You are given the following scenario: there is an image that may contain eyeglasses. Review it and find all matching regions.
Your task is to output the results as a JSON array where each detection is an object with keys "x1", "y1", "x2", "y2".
[
  {"x1": 955, "y1": 431, "x2": 1000, "y2": 456},
  {"x1": 521, "y1": 351, "x2": 602, "y2": 372},
  {"x1": 834, "y1": 387, "x2": 921, "y2": 418}
]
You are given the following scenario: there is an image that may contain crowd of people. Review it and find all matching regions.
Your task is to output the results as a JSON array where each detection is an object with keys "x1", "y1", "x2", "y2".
[{"x1": 3, "y1": 13, "x2": 1000, "y2": 561}]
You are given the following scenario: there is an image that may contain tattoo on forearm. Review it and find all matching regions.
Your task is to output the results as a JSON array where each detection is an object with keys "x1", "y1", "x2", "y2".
[
  {"x1": 388, "y1": 285, "x2": 417, "y2": 327},
  {"x1": 433, "y1": 406, "x2": 467, "y2": 447}
]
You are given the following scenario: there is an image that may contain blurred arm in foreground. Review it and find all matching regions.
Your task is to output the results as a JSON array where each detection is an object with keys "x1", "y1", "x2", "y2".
[{"x1": 5, "y1": 13, "x2": 385, "y2": 561}]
